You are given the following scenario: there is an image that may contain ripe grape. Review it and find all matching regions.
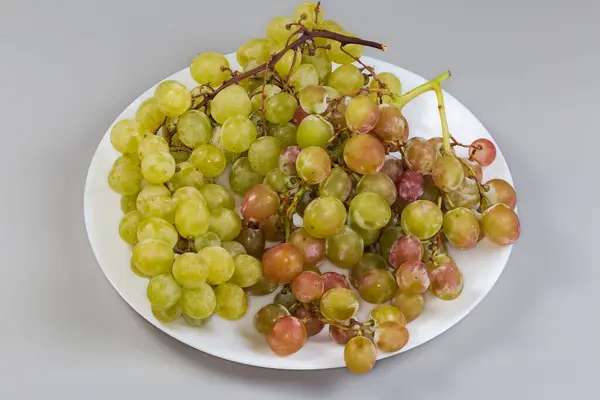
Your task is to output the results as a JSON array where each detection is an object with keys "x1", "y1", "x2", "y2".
[
  {"x1": 268, "y1": 316, "x2": 307, "y2": 356},
  {"x1": 221, "y1": 115, "x2": 257, "y2": 152},
  {"x1": 429, "y1": 261, "x2": 464, "y2": 301},
  {"x1": 214, "y1": 283, "x2": 247, "y2": 320},
  {"x1": 228, "y1": 255, "x2": 262, "y2": 288},
  {"x1": 396, "y1": 171, "x2": 425, "y2": 202},
  {"x1": 404, "y1": 137, "x2": 436, "y2": 174},
  {"x1": 444, "y1": 177, "x2": 480, "y2": 209},
  {"x1": 137, "y1": 135, "x2": 169, "y2": 159},
  {"x1": 245, "y1": 276, "x2": 279, "y2": 296},
  {"x1": 374, "y1": 321, "x2": 409, "y2": 353},
  {"x1": 274, "y1": 287, "x2": 297, "y2": 309},
  {"x1": 266, "y1": 16, "x2": 296, "y2": 44},
  {"x1": 327, "y1": 64, "x2": 364, "y2": 94},
  {"x1": 391, "y1": 291, "x2": 424, "y2": 322},
  {"x1": 177, "y1": 110, "x2": 212, "y2": 148},
  {"x1": 359, "y1": 269, "x2": 398, "y2": 304},
  {"x1": 108, "y1": 159, "x2": 143, "y2": 195},
  {"x1": 327, "y1": 31, "x2": 364, "y2": 65},
  {"x1": 395, "y1": 260, "x2": 430, "y2": 294},
  {"x1": 293, "y1": 105, "x2": 309, "y2": 125},
  {"x1": 303, "y1": 196, "x2": 347, "y2": 238},
  {"x1": 345, "y1": 95, "x2": 380, "y2": 134},
  {"x1": 428, "y1": 137, "x2": 455, "y2": 159},
  {"x1": 292, "y1": 303, "x2": 325, "y2": 336},
  {"x1": 137, "y1": 217, "x2": 178, "y2": 248},
  {"x1": 190, "y1": 52, "x2": 230, "y2": 86},
  {"x1": 262, "y1": 243, "x2": 303, "y2": 284},
  {"x1": 154, "y1": 80, "x2": 191, "y2": 118},
  {"x1": 183, "y1": 314, "x2": 210, "y2": 327},
  {"x1": 208, "y1": 207, "x2": 242, "y2": 241},
  {"x1": 266, "y1": 92, "x2": 298, "y2": 124},
  {"x1": 175, "y1": 200, "x2": 210, "y2": 238},
  {"x1": 344, "y1": 336, "x2": 376, "y2": 374},
  {"x1": 248, "y1": 136, "x2": 281, "y2": 175},
  {"x1": 172, "y1": 252, "x2": 209, "y2": 289},
  {"x1": 279, "y1": 146, "x2": 302, "y2": 175},
  {"x1": 254, "y1": 304, "x2": 290, "y2": 335},
  {"x1": 356, "y1": 172, "x2": 397, "y2": 205},
  {"x1": 350, "y1": 253, "x2": 386, "y2": 289},
  {"x1": 350, "y1": 222, "x2": 380, "y2": 246},
  {"x1": 152, "y1": 303, "x2": 182, "y2": 323},
  {"x1": 146, "y1": 274, "x2": 181, "y2": 309},
  {"x1": 198, "y1": 183, "x2": 235, "y2": 209},
  {"x1": 210, "y1": 85, "x2": 252, "y2": 124},
  {"x1": 329, "y1": 325, "x2": 359, "y2": 345},
  {"x1": 369, "y1": 305, "x2": 406, "y2": 325},
  {"x1": 271, "y1": 122, "x2": 298, "y2": 148},
  {"x1": 237, "y1": 38, "x2": 271, "y2": 68},
  {"x1": 241, "y1": 184, "x2": 280, "y2": 222},
  {"x1": 483, "y1": 179, "x2": 517, "y2": 210},
  {"x1": 132, "y1": 238, "x2": 174, "y2": 276},
  {"x1": 343, "y1": 134, "x2": 385, "y2": 174},
  {"x1": 119, "y1": 211, "x2": 144, "y2": 245},
  {"x1": 168, "y1": 162, "x2": 204, "y2": 192},
  {"x1": 210, "y1": 125, "x2": 241, "y2": 164},
  {"x1": 400, "y1": 200, "x2": 443, "y2": 240},
  {"x1": 297, "y1": 115, "x2": 334, "y2": 148},
  {"x1": 301, "y1": 49, "x2": 332, "y2": 83},
  {"x1": 141, "y1": 152, "x2": 176, "y2": 184},
  {"x1": 198, "y1": 246, "x2": 235, "y2": 285},
  {"x1": 274, "y1": 48, "x2": 301, "y2": 76},
  {"x1": 261, "y1": 214, "x2": 285, "y2": 242},
  {"x1": 469, "y1": 138, "x2": 497, "y2": 166},
  {"x1": 431, "y1": 155, "x2": 465, "y2": 192},
  {"x1": 292, "y1": 271, "x2": 324, "y2": 302},
  {"x1": 296, "y1": 146, "x2": 332, "y2": 184},
  {"x1": 298, "y1": 85, "x2": 329, "y2": 114},
  {"x1": 121, "y1": 194, "x2": 138, "y2": 214},
  {"x1": 263, "y1": 168, "x2": 289, "y2": 192},
  {"x1": 288, "y1": 227, "x2": 326, "y2": 268},
  {"x1": 349, "y1": 192, "x2": 391, "y2": 230},
  {"x1": 235, "y1": 225, "x2": 266, "y2": 259},
  {"x1": 322, "y1": 272, "x2": 350, "y2": 292},
  {"x1": 294, "y1": 2, "x2": 323, "y2": 29},
  {"x1": 481, "y1": 203, "x2": 520, "y2": 246},
  {"x1": 443, "y1": 207, "x2": 480, "y2": 250},
  {"x1": 372, "y1": 104, "x2": 408, "y2": 142},
  {"x1": 136, "y1": 98, "x2": 166, "y2": 132},
  {"x1": 380, "y1": 157, "x2": 404, "y2": 183},
  {"x1": 460, "y1": 158, "x2": 483, "y2": 182},
  {"x1": 136, "y1": 184, "x2": 174, "y2": 219},
  {"x1": 320, "y1": 288, "x2": 359, "y2": 322},
  {"x1": 251, "y1": 84, "x2": 281, "y2": 111},
  {"x1": 290, "y1": 64, "x2": 319, "y2": 90},
  {"x1": 369, "y1": 72, "x2": 402, "y2": 100},
  {"x1": 221, "y1": 241, "x2": 247, "y2": 257},
  {"x1": 388, "y1": 235, "x2": 423, "y2": 268},
  {"x1": 318, "y1": 167, "x2": 351, "y2": 201},
  {"x1": 190, "y1": 144, "x2": 226, "y2": 178},
  {"x1": 378, "y1": 227, "x2": 403, "y2": 261},
  {"x1": 181, "y1": 283, "x2": 216, "y2": 320},
  {"x1": 325, "y1": 226, "x2": 364, "y2": 269},
  {"x1": 229, "y1": 157, "x2": 264, "y2": 196}
]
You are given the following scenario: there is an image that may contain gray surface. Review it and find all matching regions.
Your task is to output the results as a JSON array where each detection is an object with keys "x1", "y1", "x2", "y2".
[{"x1": 0, "y1": 0, "x2": 597, "y2": 398}]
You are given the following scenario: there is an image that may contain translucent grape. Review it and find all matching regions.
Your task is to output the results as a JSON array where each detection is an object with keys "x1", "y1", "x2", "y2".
[
  {"x1": 288, "y1": 227, "x2": 326, "y2": 268},
  {"x1": 181, "y1": 284, "x2": 216, "y2": 319},
  {"x1": 251, "y1": 84, "x2": 281, "y2": 111},
  {"x1": 296, "y1": 146, "x2": 332, "y2": 184},
  {"x1": 359, "y1": 269, "x2": 398, "y2": 304},
  {"x1": 443, "y1": 207, "x2": 480, "y2": 250},
  {"x1": 266, "y1": 16, "x2": 296, "y2": 44},
  {"x1": 372, "y1": 104, "x2": 408, "y2": 142},
  {"x1": 229, "y1": 157, "x2": 264, "y2": 196},
  {"x1": 481, "y1": 203, "x2": 520, "y2": 246},
  {"x1": 349, "y1": 192, "x2": 391, "y2": 231},
  {"x1": 136, "y1": 184, "x2": 175, "y2": 222},
  {"x1": 343, "y1": 134, "x2": 385, "y2": 174},
  {"x1": 356, "y1": 172, "x2": 397, "y2": 205},
  {"x1": 329, "y1": 325, "x2": 359, "y2": 345},
  {"x1": 469, "y1": 138, "x2": 497, "y2": 166},
  {"x1": 197, "y1": 246, "x2": 235, "y2": 285},
  {"x1": 237, "y1": 38, "x2": 271, "y2": 68},
  {"x1": 345, "y1": 95, "x2": 380, "y2": 134},
  {"x1": 194, "y1": 232, "x2": 221, "y2": 252},
  {"x1": 210, "y1": 125, "x2": 241, "y2": 164},
  {"x1": 119, "y1": 211, "x2": 144, "y2": 245},
  {"x1": 290, "y1": 64, "x2": 319, "y2": 91},
  {"x1": 172, "y1": 186, "x2": 204, "y2": 207},
  {"x1": 381, "y1": 157, "x2": 404, "y2": 182},
  {"x1": 326, "y1": 31, "x2": 364, "y2": 64},
  {"x1": 322, "y1": 272, "x2": 349, "y2": 292},
  {"x1": 369, "y1": 305, "x2": 406, "y2": 326},
  {"x1": 344, "y1": 336, "x2": 376, "y2": 374},
  {"x1": 401, "y1": 200, "x2": 443, "y2": 240},
  {"x1": 444, "y1": 177, "x2": 480, "y2": 210},
  {"x1": 263, "y1": 168, "x2": 289, "y2": 192},
  {"x1": 214, "y1": 283, "x2": 247, "y2": 320},
  {"x1": 132, "y1": 238, "x2": 174, "y2": 276},
  {"x1": 183, "y1": 314, "x2": 210, "y2": 327},
  {"x1": 274, "y1": 48, "x2": 301, "y2": 77},
  {"x1": 141, "y1": 152, "x2": 175, "y2": 184},
  {"x1": 429, "y1": 261, "x2": 464, "y2": 301},
  {"x1": 147, "y1": 274, "x2": 181, "y2": 309},
  {"x1": 369, "y1": 72, "x2": 402, "y2": 99},
  {"x1": 154, "y1": 80, "x2": 191, "y2": 118},
  {"x1": 291, "y1": 271, "x2": 324, "y2": 303},
  {"x1": 483, "y1": 179, "x2": 517, "y2": 210},
  {"x1": 228, "y1": 254, "x2": 262, "y2": 288},
  {"x1": 265, "y1": 93, "x2": 298, "y2": 124},
  {"x1": 404, "y1": 137, "x2": 436, "y2": 174},
  {"x1": 254, "y1": 304, "x2": 290, "y2": 335},
  {"x1": 136, "y1": 98, "x2": 166, "y2": 133},
  {"x1": 318, "y1": 167, "x2": 351, "y2": 201},
  {"x1": 240, "y1": 184, "x2": 279, "y2": 222},
  {"x1": 271, "y1": 122, "x2": 298, "y2": 148},
  {"x1": 297, "y1": 85, "x2": 328, "y2": 115},
  {"x1": 168, "y1": 162, "x2": 204, "y2": 192},
  {"x1": 235, "y1": 225, "x2": 265, "y2": 259},
  {"x1": 210, "y1": 85, "x2": 251, "y2": 124},
  {"x1": 294, "y1": 2, "x2": 323, "y2": 29},
  {"x1": 248, "y1": 136, "x2": 281, "y2": 175},
  {"x1": 320, "y1": 288, "x2": 359, "y2": 322},
  {"x1": 190, "y1": 144, "x2": 226, "y2": 178},
  {"x1": 110, "y1": 119, "x2": 145, "y2": 154},
  {"x1": 121, "y1": 194, "x2": 138, "y2": 214},
  {"x1": 301, "y1": 49, "x2": 332, "y2": 83},
  {"x1": 325, "y1": 226, "x2": 364, "y2": 269},
  {"x1": 350, "y1": 253, "x2": 386, "y2": 289},
  {"x1": 327, "y1": 64, "x2": 364, "y2": 94},
  {"x1": 297, "y1": 115, "x2": 334, "y2": 148},
  {"x1": 175, "y1": 110, "x2": 212, "y2": 149},
  {"x1": 261, "y1": 213, "x2": 285, "y2": 242},
  {"x1": 152, "y1": 302, "x2": 182, "y2": 323},
  {"x1": 245, "y1": 276, "x2": 278, "y2": 296},
  {"x1": 138, "y1": 135, "x2": 169, "y2": 159},
  {"x1": 303, "y1": 196, "x2": 347, "y2": 238},
  {"x1": 108, "y1": 159, "x2": 143, "y2": 195},
  {"x1": 207, "y1": 208, "x2": 241, "y2": 241},
  {"x1": 388, "y1": 235, "x2": 423, "y2": 268},
  {"x1": 137, "y1": 217, "x2": 178, "y2": 248},
  {"x1": 198, "y1": 184, "x2": 234, "y2": 210},
  {"x1": 391, "y1": 291, "x2": 423, "y2": 323},
  {"x1": 262, "y1": 243, "x2": 303, "y2": 284},
  {"x1": 395, "y1": 260, "x2": 430, "y2": 294},
  {"x1": 431, "y1": 155, "x2": 465, "y2": 192},
  {"x1": 221, "y1": 241, "x2": 247, "y2": 257},
  {"x1": 175, "y1": 200, "x2": 210, "y2": 238},
  {"x1": 374, "y1": 321, "x2": 409, "y2": 353},
  {"x1": 190, "y1": 52, "x2": 230, "y2": 86},
  {"x1": 268, "y1": 316, "x2": 307, "y2": 356},
  {"x1": 350, "y1": 221, "x2": 380, "y2": 246}
]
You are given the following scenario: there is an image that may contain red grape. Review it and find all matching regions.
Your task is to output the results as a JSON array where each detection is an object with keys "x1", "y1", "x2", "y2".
[
  {"x1": 372, "y1": 104, "x2": 408, "y2": 142},
  {"x1": 241, "y1": 184, "x2": 280, "y2": 222},
  {"x1": 293, "y1": 105, "x2": 309, "y2": 125},
  {"x1": 262, "y1": 243, "x2": 303, "y2": 283},
  {"x1": 381, "y1": 157, "x2": 404, "y2": 182},
  {"x1": 469, "y1": 138, "x2": 497, "y2": 166},
  {"x1": 291, "y1": 271, "x2": 324, "y2": 303},
  {"x1": 429, "y1": 261, "x2": 464, "y2": 300},
  {"x1": 395, "y1": 260, "x2": 430, "y2": 294},
  {"x1": 443, "y1": 207, "x2": 480, "y2": 250},
  {"x1": 329, "y1": 324, "x2": 359, "y2": 345},
  {"x1": 460, "y1": 158, "x2": 483, "y2": 182},
  {"x1": 288, "y1": 228, "x2": 326, "y2": 268},
  {"x1": 292, "y1": 303, "x2": 325, "y2": 336},
  {"x1": 261, "y1": 213, "x2": 285, "y2": 242},
  {"x1": 374, "y1": 321, "x2": 409, "y2": 352},
  {"x1": 396, "y1": 171, "x2": 425, "y2": 202},
  {"x1": 343, "y1": 134, "x2": 385, "y2": 174},
  {"x1": 235, "y1": 224, "x2": 265, "y2": 259},
  {"x1": 279, "y1": 146, "x2": 302, "y2": 175},
  {"x1": 322, "y1": 272, "x2": 350, "y2": 292},
  {"x1": 388, "y1": 235, "x2": 424, "y2": 268},
  {"x1": 345, "y1": 95, "x2": 380, "y2": 134},
  {"x1": 268, "y1": 316, "x2": 307, "y2": 356},
  {"x1": 404, "y1": 137, "x2": 436, "y2": 174},
  {"x1": 483, "y1": 179, "x2": 517, "y2": 210}
]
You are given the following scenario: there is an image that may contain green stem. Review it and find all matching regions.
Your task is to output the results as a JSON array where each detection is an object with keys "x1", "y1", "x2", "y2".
[
  {"x1": 433, "y1": 84, "x2": 452, "y2": 155},
  {"x1": 395, "y1": 71, "x2": 451, "y2": 110}
]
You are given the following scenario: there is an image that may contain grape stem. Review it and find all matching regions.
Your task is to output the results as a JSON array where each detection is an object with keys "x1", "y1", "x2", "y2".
[
  {"x1": 395, "y1": 71, "x2": 451, "y2": 110},
  {"x1": 433, "y1": 85, "x2": 452, "y2": 155}
]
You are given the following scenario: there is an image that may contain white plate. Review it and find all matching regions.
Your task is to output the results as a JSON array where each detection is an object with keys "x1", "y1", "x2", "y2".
[{"x1": 84, "y1": 54, "x2": 514, "y2": 370}]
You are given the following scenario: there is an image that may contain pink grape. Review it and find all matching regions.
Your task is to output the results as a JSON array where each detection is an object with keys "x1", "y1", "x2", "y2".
[
  {"x1": 481, "y1": 203, "x2": 520, "y2": 246},
  {"x1": 372, "y1": 104, "x2": 409, "y2": 142},
  {"x1": 396, "y1": 171, "x2": 425, "y2": 202},
  {"x1": 292, "y1": 303, "x2": 325, "y2": 337},
  {"x1": 429, "y1": 261, "x2": 464, "y2": 300},
  {"x1": 262, "y1": 243, "x2": 304, "y2": 283},
  {"x1": 240, "y1": 184, "x2": 280, "y2": 222},
  {"x1": 388, "y1": 235, "x2": 424, "y2": 268},
  {"x1": 293, "y1": 105, "x2": 309, "y2": 125},
  {"x1": 268, "y1": 316, "x2": 307, "y2": 356},
  {"x1": 329, "y1": 325, "x2": 359, "y2": 345},
  {"x1": 484, "y1": 179, "x2": 517, "y2": 210},
  {"x1": 345, "y1": 95, "x2": 380, "y2": 134},
  {"x1": 469, "y1": 138, "x2": 497, "y2": 166},
  {"x1": 322, "y1": 272, "x2": 350, "y2": 292},
  {"x1": 404, "y1": 137, "x2": 436, "y2": 174},
  {"x1": 374, "y1": 321, "x2": 409, "y2": 353},
  {"x1": 395, "y1": 260, "x2": 430, "y2": 294},
  {"x1": 291, "y1": 271, "x2": 325, "y2": 303},
  {"x1": 288, "y1": 228, "x2": 326, "y2": 268},
  {"x1": 381, "y1": 157, "x2": 404, "y2": 182},
  {"x1": 460, "y1": 158, "x2": 483, "y2": 182},
  {"x1": 343, "y1": 134, "x2": 385, "y2": 174},
  {"x1": 279, "y1": 146, "x2": 302, "y2": 175}
]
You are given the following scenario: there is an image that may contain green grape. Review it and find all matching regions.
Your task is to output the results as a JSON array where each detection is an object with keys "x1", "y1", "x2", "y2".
[
  {"x1": 266, "y1": 16, "x2": 297, "y2": 44},
  {"x1": 400, "y1": 200, "x2": 443, "y2": 240},
  {"x1": 181, "y1": 284, "x2": 216, "y2": 319},
  {"x1": 198, "y1": 183, "x2": 235, "y2": 209},
  {"x1": 254, "y1": 304, "x2": 290, "y2": 335},
  {"x1": 190, "y1": 52, "x2": 231, "y2": 86},
  {"x1": 270, "y1": 122, "x2": 297, "y2": 147},
  {"x1": 136, "y1": 98, "x2": 166, "y2": 133},
  {"x1": 323, "y1": 85, "x2": 340, "y2": 98},
  {"x1": 119, "y1": 211, "x2": 144, "y2": 245},
  {"x1": 132, "y1": 238, "x2": 174, "y2": 276},
  {"x1": 214, "y1": 283, "x2": 247, "y2": 320},
  {"x1": 327, "y1": 31, "x2": 364, "y2": 64},
  {"x1": 369, "y1": 305, "x2": 406, "y2": 326},
  {"x1": 177, "y1": 110, "x2": 212, "y2": 148},
  {"x1": 151, "y1": 302, "x2": 182, "y2": 323},
  {"x1": 130, "y1": 258, "x2": 150, "y2": 278},
  {"x1": 169, "y1": 133, "x2": 192, "y2": 163},
  {"x1": 432, "y1": 155, "x2": 465, "y2": 192},
  {"x1": 350, "y1": 192, "x2": 391, "y2": 231},
  {"x1": 137, "y1": 135, "x2": 169, "y2": 159},
  {"x1": 356, "y1": 172, "x2": 397, "y2": 205},
  {"x1": 392, "y1": 291, "x2": 424, "y2": 322},
  {"x1": 229, "y1": 157, "x2": 264, "y2": 196},
  {"x1": 320, "y1": 288, "x2": 359, "y2": 322},
  {"x1": 296, "y1": 146, "x2": 331, "y2": 184},
  {"x1": 220, "y1": 115, "x2": 258, "y2": 153},
  {"x1": 245, "y1": 275, "x2": 278, "y2": 296},
  {"x1": 369, "y1": 72, "x2": 402, "y2": 103},
  {"x1": 343, "y1": 134, "x2": 385, "y2": 174},
  {"x1": 298, "y1": 85, "x2": 329, "y2": 115},
  {"x1": 210, "y1": 125, "x2": 241, "y2": 164},
  {"x1": 147, "y1": 274, "x2": 181, "y2": 309},
  {"x1": 112, "y1": 152, "x2": 141, "y2": 169},
  {"x1": 325, "y1": 226, "x2": 364, "y2": 269},
  {"x1": 345, "y1": 95, "x2": 380, "y2": 135},
  {"x1": 199, "y1": 246, "x2": 235, "y2": 285},
  {"x1": 421, "y1": 175, "x2": 442, "y2": 203},
  {"x1": 183, "y1": 313, "x2": 210, "y2": 327},
  {"x1": 303, "y1": 196, "x2": 346, "y2": 238},
  {"x1": 372, "y1": 104, "x2": 408, "y2": 142},
  {"x1": 237, "y1": 38, "x2": 272, "y2": 68},
  {"x1": 274, "y1": 48, "x2": 301, "y2": 76},
  {"x1": 251, "y1": 84, "x2": 281, "y2": 111},
  {"x1": 404, "y1": 137, "x2": 436, "y2": 174},
  {"x1": 294, "y1": 2, "x2": 323, "y2": 29},
  {"x1": 110, "y1": 119, "x2": 144, "y2": 154},
  {"x1": 265, "y1": 93, "x2": 298, "y2": 124},
  {"x1": 137, "y1": 217, "x2": 178, "y2": 248},
  {"x1": 344, "y1": 336, "x2": 376, "y2": 374},
  {"x1": 210, "y1": 85, "x2": 252, "y2": 124},
  {"x1": 318, "y1": 167, "x2": 351, "y2": 201},
  {"x1": 302, "y1": 49, "x2": 332, "y2": 83},
  {"x1": 264, "y1": 168, "x2": 289, "y2": 192},
  {"x1": 443, "y1": 177, "x2": 479, "y2": 210},
  {"x1": 208, "y1": 207, "x2": 242, "y2": 241},
  {"x1": 248, "y1": 136, "x2": 281, "y2": 175},
  {"x1": 297, "y1": 115, "x2": 334, "y2": 148},
  {"x1": 137, "y1": 193, "x2": 176, "y2": 223},
  {"x1": 229, "y1": 254, "x2": 263, "y2": 288},
  {"x1": 289, "y1": 64, "x2": 319, "y2": 90},
  {"x1": 168, "y1": 162, "x2": 204, "y2": 192},
  {"x1": 121, "y1": 194, "x2": 138, "y2": 214},
  {"x1": 274, "y1": 286, "x2": 297, "y2": 309},
  {"x1": 222, "y1": 241, "x2": 247, "y2": 257},
  {"x1": 327, "y1": 64, "x2": 364, "y2": 94},
  {"x1": 190, "y1": 144, "x2": 226, "y2": 178},
  {"x1": 443, "y1": 207, "x2": 480, "y2": 250},
  {"x1": 154, "y1": 80, "x2": 191, "y2": 117},
  {"x1": 175, "y1": 200, "x2": 211, "y2": 238},
  {"x1": 350, "y1": 222, "x2": 380, "y2": 247},
  {"x1": 359, "y1": 269, "x2": 398, "y2": 303},
  {"x1": 172, "y1": 186, "x2": 205, "y2": 207},
  {"x1": 481, "y1": 204, "x2": 520, "y2": 246},
  {"x1": 141, "y1": 151, "x2": 175, "y2": 184},
  {"x1": 194, "y1": 232, "x2": 221, "y2": 252},
  {"x1": 350, "y1": 253, "x2": 386, "y2": 289},
  {"x1": 136, "y1": 183, "x2": 171, "y2": 210},
  {"x1": 108, "y1": 160, "x2": 143, "y2": 195}
]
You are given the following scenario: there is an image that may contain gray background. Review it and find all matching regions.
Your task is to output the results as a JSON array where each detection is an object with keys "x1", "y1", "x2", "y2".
[{"x1": 0, "y1": 0, "x2": 597, "y2": 398}]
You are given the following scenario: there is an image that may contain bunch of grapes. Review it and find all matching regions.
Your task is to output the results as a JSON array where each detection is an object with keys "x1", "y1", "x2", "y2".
[{"x1": 107, "y1": 1, "x2": 520, "y2": 374}]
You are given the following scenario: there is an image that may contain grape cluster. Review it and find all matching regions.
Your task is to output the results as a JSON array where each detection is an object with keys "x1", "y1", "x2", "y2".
[{"x1": 108, "y1": 1, "x2": 520, "y2": 374}]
